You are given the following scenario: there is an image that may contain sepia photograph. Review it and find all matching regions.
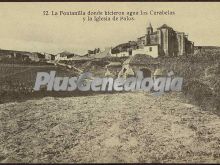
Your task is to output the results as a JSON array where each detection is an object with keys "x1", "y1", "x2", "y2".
[{"x1": 0, "y1": 2, "x2": 219, "y2": 163}]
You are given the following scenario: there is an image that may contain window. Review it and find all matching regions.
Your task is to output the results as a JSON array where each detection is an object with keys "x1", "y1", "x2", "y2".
[{"x1": 149, "y1": 47, "x2": 152, "y2": 52}]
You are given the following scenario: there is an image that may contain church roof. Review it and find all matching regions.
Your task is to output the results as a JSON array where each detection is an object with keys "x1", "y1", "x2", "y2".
[{"x1": 158, "y1": 24, "x2": 173, "y2": 30}]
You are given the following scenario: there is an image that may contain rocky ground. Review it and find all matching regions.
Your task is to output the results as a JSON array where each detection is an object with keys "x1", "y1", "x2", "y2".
[{"x1": 0, "y1": 92, "x2": 219, "y2": 163}]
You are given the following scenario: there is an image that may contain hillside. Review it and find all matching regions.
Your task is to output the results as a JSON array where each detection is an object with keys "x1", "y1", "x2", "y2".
[{"x1": 0, "y1": 92, "x2": 219, "y2": 163}]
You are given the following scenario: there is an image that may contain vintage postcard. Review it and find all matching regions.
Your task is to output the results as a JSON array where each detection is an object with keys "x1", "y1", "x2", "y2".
[{"x1": 0, "y1": 1, "x2": 219, "y2": 163}]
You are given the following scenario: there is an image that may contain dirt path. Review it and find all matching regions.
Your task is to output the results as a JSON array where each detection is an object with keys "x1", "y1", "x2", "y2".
[{"x1": 0, "y1": 92, "x2": 219, "y2": 163}]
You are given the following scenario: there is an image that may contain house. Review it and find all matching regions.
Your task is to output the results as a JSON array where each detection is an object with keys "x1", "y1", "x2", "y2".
[
  {"x1": 111, "y1": 41, "x2": 138, "y2": 57},
  {"x1": 132, "y1": 44, "x2": 159, "y2": 58},
  {"x1": 29, "y1": 52, "x2": 46, "y2": 62}
]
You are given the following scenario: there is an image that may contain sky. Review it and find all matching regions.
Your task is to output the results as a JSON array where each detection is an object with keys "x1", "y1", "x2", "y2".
[{"x1": 0, "y1": 2, "x2": 220, "y2": 55}]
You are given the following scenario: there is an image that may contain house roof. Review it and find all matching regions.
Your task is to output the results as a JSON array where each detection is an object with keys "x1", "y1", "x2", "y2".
[{"x1": 114, "y1": 41, "x2": 137, "y2": 50}]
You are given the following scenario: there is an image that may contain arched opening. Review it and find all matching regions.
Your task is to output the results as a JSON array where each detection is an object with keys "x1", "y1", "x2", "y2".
[{"x1": 140, "y1": 68, "x2": 152, "y2": 77}]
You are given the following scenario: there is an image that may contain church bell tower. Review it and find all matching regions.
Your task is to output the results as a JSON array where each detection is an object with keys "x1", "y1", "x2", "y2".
[{"x1": 147, "y1": 22, "x2": 153, "y2": 35}]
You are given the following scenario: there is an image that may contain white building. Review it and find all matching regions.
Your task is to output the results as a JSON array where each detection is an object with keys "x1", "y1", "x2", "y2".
[
  {"x1": 132, "y1": 45, "x2": 159, "y2": 58},
  {"x1": 111, "y1": 45, "x2": 159, "y2": 58},
  {"x1": 111, "y1": 51, "x2": 130, "y2": 57}
]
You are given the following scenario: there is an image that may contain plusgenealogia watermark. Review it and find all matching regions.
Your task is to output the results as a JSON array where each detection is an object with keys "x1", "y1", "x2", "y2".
[{"x1": 33, "y1": 70, "x2": 183, "y2": 95}]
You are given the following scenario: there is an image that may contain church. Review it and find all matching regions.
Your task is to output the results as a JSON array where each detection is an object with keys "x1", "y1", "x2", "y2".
[
  {"x1": 111, "y1": 23, "x2": 194, "y2": 58},
  {"x1": 137, "y1": 23, "x2": 194, "y2": 57}
]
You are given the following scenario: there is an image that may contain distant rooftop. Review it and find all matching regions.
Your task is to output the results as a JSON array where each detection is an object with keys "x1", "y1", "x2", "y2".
[{"x1": 158, "y1": 24, "x2": 173, "y2": 30}]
